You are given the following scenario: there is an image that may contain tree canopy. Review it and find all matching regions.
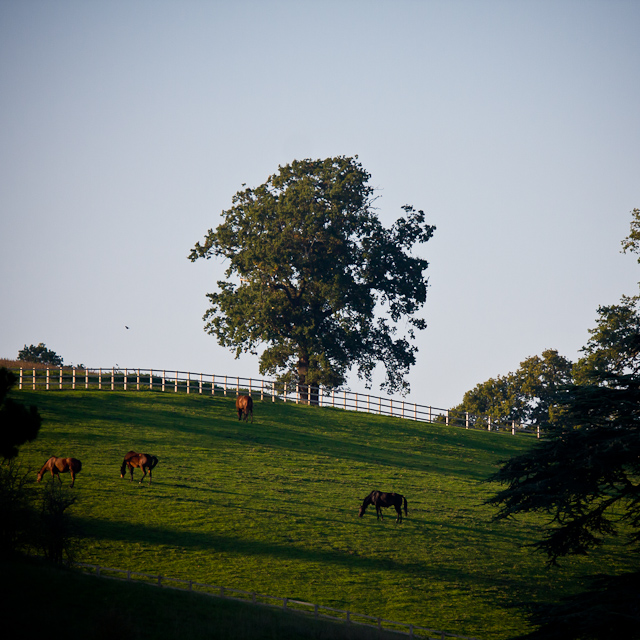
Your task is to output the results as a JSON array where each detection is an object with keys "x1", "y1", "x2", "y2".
[
  {"x1": 17, "y1": 343, "x2": 63, "y2": 367},
  {"x1": 450, "y1": 349, "x2": 573, "y2": 428},
  {"x1": 189, "y1": 156, "x2": 435, "y2": 395}
]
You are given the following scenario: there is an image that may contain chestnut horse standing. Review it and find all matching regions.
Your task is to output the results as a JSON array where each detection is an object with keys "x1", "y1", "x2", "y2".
[
  {"x1": 120, "y1": 451, "x2": 158, "y2": 484},
  {"x1": 236, "y1": 394, "x2": 253, "y2": 423},
  {"x1": 358, "y1": 490, "x2": 408, "y2": 523},
  {"x1": 37, "y1": 456, "x2": 82, "y2": 488}
]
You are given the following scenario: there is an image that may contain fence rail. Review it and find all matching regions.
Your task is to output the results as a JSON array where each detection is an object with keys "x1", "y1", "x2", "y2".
[
  {"x1": 75, "y1": 562, "x2": 480, "y2": 640},
  {"x1": 13, "y1": 366, "x2": 540, "y2": 437}
]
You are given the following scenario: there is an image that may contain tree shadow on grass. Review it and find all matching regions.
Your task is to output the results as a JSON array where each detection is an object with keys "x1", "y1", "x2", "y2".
[{"x1": 72, "y1": 506, "x2": 537, "y2": 600}]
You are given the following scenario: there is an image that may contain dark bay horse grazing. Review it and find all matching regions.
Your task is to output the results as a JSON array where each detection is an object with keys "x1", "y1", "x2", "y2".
[
  {"x1": 37, "y1": 456, "x2": 82, "y2": 488},
  {"x1": 359, "y1": 490, "x2": 408, "y2": 523},
  {"x1": 120, "y1": 451, "x2": 159, "y2": 484},
  {"x1": 236, "y1": 394, "x2": 253, "y2": 423}
]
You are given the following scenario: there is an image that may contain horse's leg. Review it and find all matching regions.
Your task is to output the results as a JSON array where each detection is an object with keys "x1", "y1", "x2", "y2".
[
  {"x1": 70, "y1": 471, "x2": 75, "y2": 488},
  {"x1": 395, "y1": 504, "x2": 402, "y2": 523},
  {"x1": 139, "y1": 467, "x2": 148, "y2": 484},
  {"x1": 148, "y1": 467, "x2": 152, "y2": 485},
  {"x1": 129, "y1": 465, "x2": 134, "y2": 482},
  {"x1": 56, "y1": 471, "x2": 62, "y2": 484}
]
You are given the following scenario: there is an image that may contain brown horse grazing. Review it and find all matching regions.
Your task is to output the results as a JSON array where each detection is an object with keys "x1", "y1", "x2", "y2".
[
  {"x1": 236, "y1": 394, "x2": 253, "y2": 423},
  {"x1": 358, "y1": 490, "x2": 408, "y2": 523},
  {"x1": 37, "y1": 456, "x2": 82, "y2": 488},
  {"x1": 120, "y1": 451, "x2": 159, "y2": 484}
]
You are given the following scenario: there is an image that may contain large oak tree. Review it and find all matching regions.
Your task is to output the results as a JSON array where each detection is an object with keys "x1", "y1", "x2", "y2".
[{"x1": 189, "y1": 156, "x2": 435, "y2": 396}]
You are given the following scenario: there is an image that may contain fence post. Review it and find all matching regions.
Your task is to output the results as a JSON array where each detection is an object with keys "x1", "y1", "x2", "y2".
[
  {"x1": 137, "y1": 369, "x2": 140, "y2": 391},
  {"x1": 261, "y1": 379, "x2": 264, "y2": 401},
  {"x1": 283, "y1": 597, "x2": 288, "y2": 610},
  {"x1": 445, "y1": 408, "x2": 449, "y2": 426},
  {"x1": 162, "y1": 371, "x2": 166, "y2": 393},
  {"x1": 187, "y1": 372, "x2": 190, "y2": 394},
  {"x1": 175, "y1": 372, "x2": 178, "y2": 393},
  {"x1": 224, "y1": 376, "x2": 227, "y2": 396},
  {"x1": 158, "y1": 574, "x2": 162, "y2": 587},
  {"x1": 111, "y1": 368, "x2": 114, "y2": 391},
  {"x1": 466, "y1": 412, "x2": 469, "y2": 429},
  {"x1": 33, "y1": 368, "x2": 36, "y2": 390},
  {"x1": 19, "y1": 368, "x2": 23, "y2": 390},
  {"x1": 199, "y1": 373, "x2": 203, "y2": 394},
  {"x1": 124, "y1": 368, "x2": 127, "y2": 391},
  {"x1": 512, "y1": 420, "x2": 515, "y2": 435},
  {"x1": 272, "y1": 381, "x2": 275, "y2": 402},
  {"x1": 488, "y1": 416, "x2": 491, "y2": 431},
  {"x1": 46, "y1": 368, "x2": 50, "y2": 391}
]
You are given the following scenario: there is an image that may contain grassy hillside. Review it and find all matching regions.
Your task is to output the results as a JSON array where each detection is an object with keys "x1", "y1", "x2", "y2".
[{"x1": 12, "y1": 388, "x2": 634, "y2": 639}]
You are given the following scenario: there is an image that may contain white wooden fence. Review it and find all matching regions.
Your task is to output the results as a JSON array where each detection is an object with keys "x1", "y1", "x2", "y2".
[
  {"x1": 15, "y1": 366, "x2": 540, "y2": 437},
  {"x1": 75, "y1": 562, "x2": 481, "y2": 640}
]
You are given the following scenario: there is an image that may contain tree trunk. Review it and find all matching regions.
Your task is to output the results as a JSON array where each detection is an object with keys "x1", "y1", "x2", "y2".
[{"x1": 297, "y1": 353, "x2": 311, "y2": 405}]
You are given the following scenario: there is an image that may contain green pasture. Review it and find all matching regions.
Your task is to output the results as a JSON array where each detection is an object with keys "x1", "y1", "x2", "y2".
[{"x1": 14, "y1": 389, "x2": 634, "y2": 639}]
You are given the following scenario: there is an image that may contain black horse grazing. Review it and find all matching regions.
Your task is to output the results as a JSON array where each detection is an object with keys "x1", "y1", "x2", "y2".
[
  {"x1": 120, "y1": 451, "x2": 158, "y2": 484},
  {"x1": 236, "y1": 394, "x2": 253, "y2": 423},
  {"x1": 358, "y1": 490, "x2": 408, "y2": 523}
]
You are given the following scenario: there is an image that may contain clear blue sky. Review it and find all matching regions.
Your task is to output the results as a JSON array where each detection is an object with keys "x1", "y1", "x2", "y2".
[{"x1": 1, "y1": 0, "x2": 638, "y2": 409}]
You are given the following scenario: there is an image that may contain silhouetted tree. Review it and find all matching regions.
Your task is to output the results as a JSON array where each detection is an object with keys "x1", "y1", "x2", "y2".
[
  {"x1": 18, "y1": 343, "x2": 63, "y2": 366},
  {"x1": 0, "y1": 368, "x2": 41, "y2": 460}
]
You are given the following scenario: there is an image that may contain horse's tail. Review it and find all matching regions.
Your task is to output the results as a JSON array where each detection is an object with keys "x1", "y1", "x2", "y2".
[
  {"x1": 120, "y1": 459, "x2": 128, "y2": 476},
  {"x1": 75, "y1": 459, "x2": 82, "y2": 473},
  {"x1": 403, "y1": 495, "x2": 408, "y2": 516},
  {"x1": 149, "y1": 455, "x2": 159, "y2": 470}
]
